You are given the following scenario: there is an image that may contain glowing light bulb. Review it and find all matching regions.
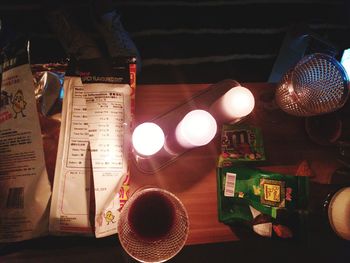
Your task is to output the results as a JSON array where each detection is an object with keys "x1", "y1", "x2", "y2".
[
  {"x1": 210, "y1": 86, "x2": 255, "y2": 124},
  {"x1": 132, "y1": 122, "x2": 165, "y2": 156},
  {"x1": 175, "y1": 110, "x2": 217, "y2": 148}
]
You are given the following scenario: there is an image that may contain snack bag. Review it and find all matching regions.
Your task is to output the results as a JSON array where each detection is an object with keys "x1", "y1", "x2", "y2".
[
  {"x1": 31, "y1": 63, "x2": 67, "y2": 188},
  {"x1": 0, "y1": 38, "x2": 52, "y2": 242},
  {"x1": 217, "y1": 165, "x2": 309, "y2": 238},
  {"x1": 218, "y1": 124, "x2": 266, "y2": 166},
  {"x1": 31, "y1": 62, "x2": 67, "y2": 117},
  {"x1": 49, "y1": 72, "x2": 94, "y2": 236},
  {"x1": 79, "y1": 57, "x2": 135, "y2": 238}
]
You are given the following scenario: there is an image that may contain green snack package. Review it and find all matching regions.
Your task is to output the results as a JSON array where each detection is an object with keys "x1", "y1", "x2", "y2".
[
  {"x1": 217, "y1": 166, "x2": 309, "y2": 227},
  {"x1": 218, "y1": 124, "x2": 266, "y2": 167}
]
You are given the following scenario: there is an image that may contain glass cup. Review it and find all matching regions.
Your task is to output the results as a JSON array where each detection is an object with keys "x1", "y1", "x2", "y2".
[
  {"x1": 305, "y1": 112, "x2": 342, "y2": 146},
  {"x1": 117, "y1": 187, "x2": 189, "y2": 263}
]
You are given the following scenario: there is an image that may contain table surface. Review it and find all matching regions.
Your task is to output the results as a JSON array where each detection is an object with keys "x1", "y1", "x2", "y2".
[
  {"x1": 2, "y1": 82, "x2": 350, "y2": 263},
  {"x1": 130, "y1": 81, "x2": 344, "y2": 245}
]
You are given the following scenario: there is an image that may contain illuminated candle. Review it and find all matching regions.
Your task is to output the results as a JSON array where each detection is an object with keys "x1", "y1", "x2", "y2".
[
  {"x1": 175, "y1": 110, "x2": 217, "y2": 149},
  {"x1": 210, "y1": 86, "x2": 255, "y2": 124},
  {"x1": 132, "y1": 122, "x2": 165, "y2": 156}
]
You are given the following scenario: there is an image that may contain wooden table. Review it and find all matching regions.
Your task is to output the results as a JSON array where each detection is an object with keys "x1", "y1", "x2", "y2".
[
  {"x1": 130, "y1": 82, "x2": 343, "y2": 245},
  {"x1": 2, "y1": 82, "x2": 349, "y2": 263}
]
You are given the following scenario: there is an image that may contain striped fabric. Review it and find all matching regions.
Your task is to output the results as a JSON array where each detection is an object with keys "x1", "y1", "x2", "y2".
[{"x1": 0, "y1": 0, "x2": 349, "y2": 84}]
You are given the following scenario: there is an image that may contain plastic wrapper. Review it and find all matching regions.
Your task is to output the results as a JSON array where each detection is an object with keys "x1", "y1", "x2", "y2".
[
  {"x1": 0, "y1": 38, "x2": 52, "y2": 242},
  {"x1": 49, "y1": 57, "x2": 135, "y2": 237},
  {"x1": 49, "y1": 73, "x2": 95, "y2": 236},
  {"x1": 80, "y1": 57, "x2": 135, "y2": 238},
  {"x1": 32, "y1": 62, "x2": 67, "y2": 117},
  {"x1": 218, "y1": 124, "x2": 266, "y2": 165},
  {"x1": 217, "y1": 165, "x2": 309, "y2": 239},
  {"x1": 30, "y1": 59, "x2": 68, "y2": 187}
]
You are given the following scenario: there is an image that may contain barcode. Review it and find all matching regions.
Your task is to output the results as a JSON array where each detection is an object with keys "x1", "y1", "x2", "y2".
[
  {"x1": 6, "y1": 187, "x2": 24, "y2": 209},
  {"x1": 224, "y1": 173, "x2": 236, "y2": 197}
]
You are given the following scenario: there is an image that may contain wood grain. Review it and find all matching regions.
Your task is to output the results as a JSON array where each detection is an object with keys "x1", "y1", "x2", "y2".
[{"x1": 130, "y1": 82, "x2": 341, "y2": 245}]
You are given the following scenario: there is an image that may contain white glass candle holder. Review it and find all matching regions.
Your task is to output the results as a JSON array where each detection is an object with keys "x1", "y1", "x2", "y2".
[
  {"x1": 133, "y1": 79, "x2": 252, "y2": 173},
  {"x1": 209, "y1": 86, "x2": 255, "y2": 125},
  {"x1": 132, "y1": 122, "x2": 165, "y2": 156},
  {"x1": 164, "y1": 110, "x2": 217, "y2": 153}
]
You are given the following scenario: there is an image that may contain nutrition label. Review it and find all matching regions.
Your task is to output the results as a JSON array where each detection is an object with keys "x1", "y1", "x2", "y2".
[
  {"x1": 49, "y1": 77, "x2": 92, "y2": 234},
  {"x1": 66, "y1": 86, "x2": 90, "y2": 168},
  {"x1": 84, "y1": 83, "x2": 131, "y2": 238},
  {"x1": 84, "y1": 91, "x2": 125, "y2": 170},
  {"x1": 50, "y1": 78, "x2": 132, "y2": 238}
]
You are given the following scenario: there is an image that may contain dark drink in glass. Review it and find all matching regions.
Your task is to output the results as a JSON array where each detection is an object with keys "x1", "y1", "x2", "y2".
[
  {"x1": 117, "y1": 187, "x2": 189, "y2": 263},
  {"x1": 128, "y1": 190, "x2": 175, "y2": 241}
]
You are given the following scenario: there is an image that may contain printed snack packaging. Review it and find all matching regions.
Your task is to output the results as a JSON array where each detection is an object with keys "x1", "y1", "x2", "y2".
[
  {"x1": 216, "y1": 123, "x2": 309, "y2": 239},
  {"x1": 31, "y1": 62, "x2": 67, "y2": 117},
  {"x1": 31, "y1": 63, "x2": 67, "y2": 187},
  {"x1": 49, "y1": 71, "x2": 94, "y2": 236},
  {"x1": 217, "y1": 166, "x2": 309, "y2": 239},
  {"x1": 49, "y1": 57, "x2": 135, "y2": 237},
  {"x1": 81, "y1": 58, "x2": 134, "y2": 238},
  {"x1": 0, "y1": 39, "x2": 52, "y2": 242},
  {"x1": 218, "y1": 123, "x2": 266, "y2": 165}
]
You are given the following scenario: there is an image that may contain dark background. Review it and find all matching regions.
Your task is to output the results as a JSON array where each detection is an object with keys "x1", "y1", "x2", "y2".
[
  {"x1": 1, "y1": 1, "x2": 350, "y2": 262},
  {"x1": 1, "y1": 0, "x2": 350, "y2": 84}
]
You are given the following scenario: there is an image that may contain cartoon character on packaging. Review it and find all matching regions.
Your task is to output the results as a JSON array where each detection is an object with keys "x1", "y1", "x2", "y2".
[
  {"x1": 104, "y1": 211, "x2": 116, "y2": 225},
  {"x1": 11, "y1": 89, "x2": 27, "y2": 118}
]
